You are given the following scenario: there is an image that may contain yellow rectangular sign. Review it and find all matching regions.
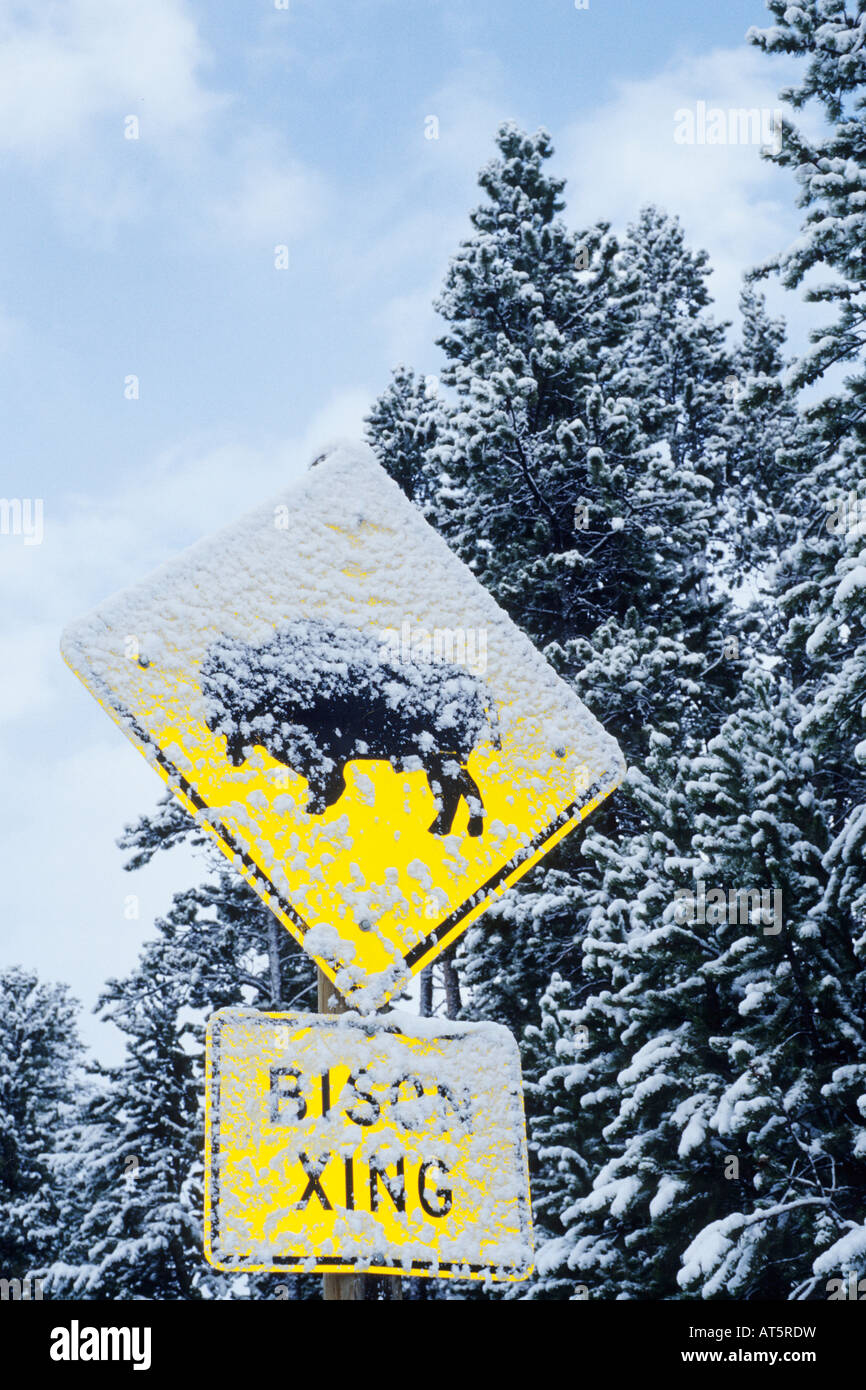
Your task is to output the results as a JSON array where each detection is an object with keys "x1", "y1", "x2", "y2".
[{"x1": 204, "y1": 1009, "x2": 533, "y2": 1281}]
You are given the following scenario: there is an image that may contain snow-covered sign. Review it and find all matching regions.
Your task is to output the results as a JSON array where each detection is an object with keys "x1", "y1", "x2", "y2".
[
  {"x1": 204, "y1": 1008, "x2": 533, "y2": 1280},
  {"x1": 61, "y1": 443, "x2": 623, "y2": 1008}
]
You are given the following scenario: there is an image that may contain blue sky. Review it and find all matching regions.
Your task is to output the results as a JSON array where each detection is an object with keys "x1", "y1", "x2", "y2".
[{"x1": 0, "y1": 0, "x2": 822, "y2": 1059}]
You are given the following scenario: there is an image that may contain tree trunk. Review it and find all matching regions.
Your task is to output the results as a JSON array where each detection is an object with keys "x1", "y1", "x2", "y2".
[
  {"x1": 267, "y1": 917, "x2": 283, "y2": 1008},
  {"x1": 419, "y1": 966, "x2": 433, "y2": 1017},
  {"x1": 442, "y1": 958, "x2": 462, "y2": 1018}
]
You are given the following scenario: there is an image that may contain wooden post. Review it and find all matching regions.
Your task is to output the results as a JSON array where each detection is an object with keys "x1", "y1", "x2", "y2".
[
  {"x1": 323, "y1": 1267, "x2": 367, "y2": 1301},
  {"x1": 316, "y1": 966, "x2": 403, "y2": 1301},
  {"x1": 316, "y1": 963, "x2": 344, "y2": 1016},
  {"x1": 317, "y1": 967, "x2": 365, "y2": 1301}
]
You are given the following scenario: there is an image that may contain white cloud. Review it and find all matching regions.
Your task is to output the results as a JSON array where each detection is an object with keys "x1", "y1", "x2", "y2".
[
  {"x1": 1, "y1": 387, "x2": 374, "y2": 644},
  {"x1": 0, "y1": 625, "x2": 59, "y2": 722},
  {"x1": 205, "y1": 131, "x2": 329, "y2": 245},
  {"x1": 1, "y1": 728, "x2": 203, "y2": 1062},
  {"x1": 0, "y1": 0, "x2": 220, "y2": 157},
  {"x1": 0, "y1": 305, "x2": 18, "y2": 353},
  {"x1": 419, "y1": 50, "x2": 513, "y2": 180},
  {"x1": 0, "y1": 0, "x2": 331, "y2": 248},
  {"x1": 376, "y1": 276, "x2": 444, "y2": 373},
  {"x1": 327, "y1": 56, "x2": 514, "y2": 371}
]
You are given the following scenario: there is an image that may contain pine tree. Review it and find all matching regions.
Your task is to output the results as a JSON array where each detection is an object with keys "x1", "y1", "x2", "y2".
[
  {"x1": 525, "y1": 710, "x2": 705, "y2": 1299},
  {"x1": 523, "y1": 2, "x2": 866, "y2": 1300},
  {"x1": 528, "y1": 673, "x2": 854, "y2": 1299},
  {"x1": 46, "y1": 980, "x2": 206, "y2": 1300},
  {"x1": 747, "y1": 0, "x2": 866, "y2": 693},
  {"x1": 675, "y1": 676, "x2": 863, "y2": 1298},
  {"x1": 116, "y1": 795, "x2": 317, "y2": 1018},
  {"x1": 0, "y1": 968, "x2": 84, "y2": 1289},
  {"x1": 367, "y1": 130, "x2": 738, "y2": 1043},
  {"x1": 719, "y1": 288, "x2": 807, "y2": 598},
  {"x1": 749, "y1": 0, "x2": 866, "y2": 427},
  {"x1": 426, "y1": 141, "x2": 727, "y2": 666},
  {"x1": 366, "y1": 123, "x2": 753, "y2": 1300},
  {"x1": 363, "y1": 365, "x2": 443, "y2": 513},
  {"x1": 612, "y1": 206, "x2": 730, "y2": 477},
  {"x1": 47, "y1": 796, "x2": 320, "y2": 1300},
  {"x1": 746, "y1": 0, "x2": 866, "y2": 1292}
]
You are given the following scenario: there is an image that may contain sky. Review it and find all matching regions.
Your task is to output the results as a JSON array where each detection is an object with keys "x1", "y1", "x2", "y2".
[{"x1": 0, "y1": 0, "x2": 828, "y2": 1061}]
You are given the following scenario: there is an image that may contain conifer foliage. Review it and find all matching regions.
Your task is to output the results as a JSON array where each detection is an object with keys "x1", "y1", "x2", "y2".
[
  {"x1": 42, "y1": 799, "x2": 319, "y2": 1300},
  {"x1": 0, "y1": 968, "x2": 83, "y2": 1286},
  {"x1": 364, "y1": 92, "x2": 866, "y2": 1299}
]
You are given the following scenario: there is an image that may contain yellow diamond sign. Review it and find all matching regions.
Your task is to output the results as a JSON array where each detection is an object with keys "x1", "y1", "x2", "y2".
[
  {"x1": 61, "y1": 443, "x2": 624, "y2": 1008},
  {"x1": 204, "y1": 1008, "x2": 533, "y2": 1280}
]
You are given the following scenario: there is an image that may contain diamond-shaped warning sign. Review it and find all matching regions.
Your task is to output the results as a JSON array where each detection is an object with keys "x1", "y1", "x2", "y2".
[{"x1": 61, "y1": 443, "x2": 623, "y2": 1008}]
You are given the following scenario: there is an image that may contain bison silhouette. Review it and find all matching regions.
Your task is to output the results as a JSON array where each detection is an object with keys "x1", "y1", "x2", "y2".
[{"x1": 199, "y1": 619, "x2": 500, "y2": 837}]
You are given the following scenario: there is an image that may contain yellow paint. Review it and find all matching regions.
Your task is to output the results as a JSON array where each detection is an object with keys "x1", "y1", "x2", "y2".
[{"x1": 62, "y1": 644, "x2": 621, "y2": 1005}]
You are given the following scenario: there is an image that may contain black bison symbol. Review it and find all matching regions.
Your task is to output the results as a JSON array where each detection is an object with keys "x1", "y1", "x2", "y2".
[{"x1": 199, "y1": 619, "x2": 500, "y2": 837}]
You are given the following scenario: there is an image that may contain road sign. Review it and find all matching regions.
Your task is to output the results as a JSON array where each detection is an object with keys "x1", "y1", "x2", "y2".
[
  {"x1": 61, "y1": 442, "x2": 624, "y2": 1008},
  {"x1": 204, "y1": 1008, "x2": 533, "y2": 1280}
]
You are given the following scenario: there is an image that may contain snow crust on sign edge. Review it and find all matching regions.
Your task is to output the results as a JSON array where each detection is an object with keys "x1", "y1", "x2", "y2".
[
  {"x1": 209, "y1": 1003, "x2": 522, "y2": 1049},
  {"x1": 58, "y1": 436, "x2": 625, "y2": 832},
  {"x1": 59, "y1": 440, "x2": 618, "y2": 738},
  {"x1": 56, "y1": 440, "x2": 371, "y2": 669}
]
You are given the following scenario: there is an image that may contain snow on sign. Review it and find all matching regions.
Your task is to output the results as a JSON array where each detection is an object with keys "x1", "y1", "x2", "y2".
[
  {"x1": 204, "y1": 1008, "x2": 533, "y2": 1279},
  {"x1": 61, "y1": 442, "x2": 624, "y2": 1008}
]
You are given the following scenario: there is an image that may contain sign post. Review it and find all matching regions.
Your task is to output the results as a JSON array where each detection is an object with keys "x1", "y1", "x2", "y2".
[{"x1": 315, "y1": 967, "x2": 368, "y2": 1301}]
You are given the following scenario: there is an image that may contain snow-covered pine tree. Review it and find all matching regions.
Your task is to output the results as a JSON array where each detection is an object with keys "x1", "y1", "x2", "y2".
[
  {"x1": 0, "y1": 967, "x2": 84, "y2": 1290},
  {"x1": 526, "y1": 1, "x2": 866, "y2": 1297},
  {"x1": 523, "y1": 710, "x2": 705, "y2": 1298},
  {"x1": 428, "y1": 139, "x2": 729, "y2": 670},
  {"x1": 45, "y1": 975, "x2": 206, "y2": 1300},
  {"x1": 528, "y1": 672, "x2": 843, "y2": 1299},
  {"x1": 748, "y1": 0, "x2": 866, "y2": 1290},
  {"x1": 47, "y1": 796, "x2": 320, "y2": 1299},
  {"x1": 749, "y1": 0, "x2": 866, "y2": 423},
  {"x1": 675, "y1": 676, "x2": 863, "y2": 1298},
  {"x1": 611, "y1": 205, "x2": 730, "y2": 478},
  {"x1": 719, "y1": 288, "x2": 808, "y2": 600},
  {"x1": 116, "y1": 795, "x2": 317, "y2": 1019},
  {"x1": 363, "y1": 365, "x2": 444, "y2": 513},
  {"x1": 747, "y1": 0, "x2": 866, "y2": 694},
  {"x1": 367, "y1": 127, "x2": 737, "y2": 1043}
]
